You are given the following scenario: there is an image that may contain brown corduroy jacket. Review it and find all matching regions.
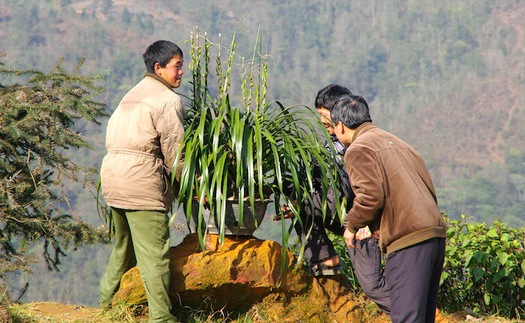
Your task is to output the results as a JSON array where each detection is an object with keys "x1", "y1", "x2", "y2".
[{"x1": 344, "y1": 123, "x2": 446, "y2": 255}]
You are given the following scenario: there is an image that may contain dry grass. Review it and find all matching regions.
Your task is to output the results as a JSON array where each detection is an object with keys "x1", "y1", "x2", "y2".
[{"x1": 4, "y1": 301, "x2": 524, "y2": 323}]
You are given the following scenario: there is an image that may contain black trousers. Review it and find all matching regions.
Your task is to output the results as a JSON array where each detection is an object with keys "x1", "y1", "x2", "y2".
[
  {"x1": 385, "y1": 237, "x2": 446, "y2": 323},
  {"x1": 294, "y1": 206, "x2": 345, "y2": 265},
  {"x1": 293, "y1": 186, "x2": 346, "y2": 264}
]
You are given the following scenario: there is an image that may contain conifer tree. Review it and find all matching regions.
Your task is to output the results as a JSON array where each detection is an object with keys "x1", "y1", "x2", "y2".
[{"x1": 0, "y1": 55, "x2": 108, "y2": 299}]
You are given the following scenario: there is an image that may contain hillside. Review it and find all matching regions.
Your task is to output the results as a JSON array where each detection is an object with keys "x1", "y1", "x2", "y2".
[
  {"x1": 2, "y1": 0, "x2": 524, "y2": 226},
  {"x1": 1, "y1": 0, "x2": 524, "y2": 309}
]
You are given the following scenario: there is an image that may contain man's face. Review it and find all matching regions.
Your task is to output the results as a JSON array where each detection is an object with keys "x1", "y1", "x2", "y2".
[
  {"x1": 317, "y1": 107, "x2": 334, "y2": 135},
  {"x1": 157, "y1": 55, "x2": 184, "y2": 88},
  {"x1": 332, "y1": 121, "x2": 344, "y2": 144},
  {"x1": 332, "y1": 121, "x2": 351, "y2": 147}
]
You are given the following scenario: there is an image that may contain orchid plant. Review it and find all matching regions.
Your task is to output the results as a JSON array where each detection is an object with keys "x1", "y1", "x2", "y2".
[{"x1": 172, "y1": 29, "x2": 348, "y2": 264}]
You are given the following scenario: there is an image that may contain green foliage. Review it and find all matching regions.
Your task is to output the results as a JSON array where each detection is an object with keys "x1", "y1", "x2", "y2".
[
  {"x1": 328, "y1": 232, "x2": 361, "y2": 291},
  {"x1": 2, "y1": 0, "x2": 524, "y2": 229},
  {"x1": 440, "y1": 215, "x2": 525, "y2": 318},
  {"x1": 174, "y1": 30, "x2": 347, "y2": 261},
  {"x1": 0, "y1": 56, "x2": 108, "y2": 296},
  {"x1": 329, "y1": 215, "x2": 525, "y2": 320},
  {"x1": 1, "y1": 0, "x2": 525, "y2": 312}
]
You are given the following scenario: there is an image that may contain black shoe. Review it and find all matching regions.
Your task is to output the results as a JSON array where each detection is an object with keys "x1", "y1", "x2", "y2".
[{"x1": 310, "y1": 262, "x2": 342, "y2": 277}]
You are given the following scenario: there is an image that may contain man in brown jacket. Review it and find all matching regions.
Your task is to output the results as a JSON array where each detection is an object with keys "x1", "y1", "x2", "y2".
[
  {"x1": 279, "y1": 84, "x2": 390, "y2": 315},
  {"x1": 99, "y1": 40, "x2": 184, "y2": 322},
  {"x1": 330, "y1": 94, "x2": 446, "y2": 323}
]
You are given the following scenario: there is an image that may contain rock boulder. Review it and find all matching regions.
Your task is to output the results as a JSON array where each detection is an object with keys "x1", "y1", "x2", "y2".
[{"x1": 113, "y1": 233, "x2": 365, "y2": 321}]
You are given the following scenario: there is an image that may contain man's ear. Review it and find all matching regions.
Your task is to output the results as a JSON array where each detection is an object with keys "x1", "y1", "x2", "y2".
[
  {"x1": 336, "y1": 121, "x2": 345, "y2": 134},
  {"x1": 154, "y1": 62, "x2": 162, "y2": 76}
]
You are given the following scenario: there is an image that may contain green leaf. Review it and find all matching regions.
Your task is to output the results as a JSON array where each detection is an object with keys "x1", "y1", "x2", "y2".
[
  {"x1": 483, "y1": 292, "x2": 491, "y2": 306},
  {"x1": 472, "y1": 267, "x2": 485, "y2": 282},
  {"x1": 473, "y1": 250, "x2": 486, "y2": 263},
  {"x1": 486, "y1": 228, "x2": 498, "y2": 238},
  {"x1": 464, "y1": 250, "x2": 474, "y2": 267},
  {"x1": 492, "y1": 267, "x2": 506, "y2": 283},
  {"x1": 497, "y1": 251, "x2": 510, "y2": 266}
]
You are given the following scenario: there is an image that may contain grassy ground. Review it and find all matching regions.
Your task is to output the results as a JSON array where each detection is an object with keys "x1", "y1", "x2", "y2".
[{"x1": 3, "y1": 301, "x2": 524, "y2": 323}]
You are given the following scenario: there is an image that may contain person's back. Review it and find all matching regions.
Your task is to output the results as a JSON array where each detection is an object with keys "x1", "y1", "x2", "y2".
[
  {"x1": 331, "y1": 94, "x2": 446, "y2": 323},
  {"x1": 99, "y1": 40, "x2": 184, "y2": 323},
  {"x1": 106, "y1": 77, "x2": 182, "y2": 153},
  {"x1": 102, "y1": 76, "x2": 184, "y2": 211},
  {"x1": 345, "y1": 124, "x2": 445, "y2": 255}
]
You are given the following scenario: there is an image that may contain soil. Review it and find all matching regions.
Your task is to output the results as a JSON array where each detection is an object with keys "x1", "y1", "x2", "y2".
[
  {"x1": 22, "y1": 302, "x2": 105, "y2": 322},
  {"x1": 18, "y1": 302, "x2": 518, "y2": 323}
]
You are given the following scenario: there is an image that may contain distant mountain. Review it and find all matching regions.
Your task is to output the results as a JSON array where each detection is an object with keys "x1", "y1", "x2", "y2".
[
  {"x1": 1, "y1": 0, "x2": 523, "y2": 222},
  {"x1": 2, "y1": 0, "x2": 525, "y2": 308}
]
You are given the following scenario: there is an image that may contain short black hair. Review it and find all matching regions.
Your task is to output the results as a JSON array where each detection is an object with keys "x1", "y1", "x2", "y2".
[
  {"x1": 142, "y1": 40, "x2": 183, "y2": 73},
  {"x1": 330, "y1": 94, "x2": 372, "y2": 129},
  {"x1": 315, "y1": 84, "x2": 353, "y2": 111}
]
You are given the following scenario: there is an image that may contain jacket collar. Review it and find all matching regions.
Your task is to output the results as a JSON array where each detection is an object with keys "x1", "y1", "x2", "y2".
[
  {"x1": 351, "y1": 122, "x2": 375, "y2": 144},
  {"x1": 144, "y1": 72, "x2": 174, "y2": 90}
]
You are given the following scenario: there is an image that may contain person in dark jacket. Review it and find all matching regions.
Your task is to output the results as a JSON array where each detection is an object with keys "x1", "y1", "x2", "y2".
[{"x1": 331, "y1": 94, "x2": 447, "y2": 323}]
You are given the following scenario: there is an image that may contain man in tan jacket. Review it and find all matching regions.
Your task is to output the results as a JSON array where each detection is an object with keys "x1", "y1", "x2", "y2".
[
  {"x1": 99, "y1": 40, "x2": 184, "y2": 322},
  {"x1": 331, "y1": 94, "x2": 446, "y2": 323}
]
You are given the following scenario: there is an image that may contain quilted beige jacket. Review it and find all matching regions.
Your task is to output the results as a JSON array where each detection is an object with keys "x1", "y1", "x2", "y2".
[{"x1": 100, "y1": 73, "x2": 185, "y2": 212}]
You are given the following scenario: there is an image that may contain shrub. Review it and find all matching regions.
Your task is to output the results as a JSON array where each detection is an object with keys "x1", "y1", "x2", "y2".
[
  {"x1": 439, "y1": 215, "x2": 525, "y2": 319},
  {"x1": 329, "y1": 215, "x2": 525, "y2": 319}
]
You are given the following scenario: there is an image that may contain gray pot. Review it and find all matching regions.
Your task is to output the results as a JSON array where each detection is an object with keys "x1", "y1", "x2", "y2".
[{"x1": 192, "y1": 198, "x2": 272, "y2": 236}]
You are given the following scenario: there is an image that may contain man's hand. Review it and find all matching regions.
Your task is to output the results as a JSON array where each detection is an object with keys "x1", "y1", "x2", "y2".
[
  {"x1": 355, "y1": 226, "x2": 372, "y2": 240},
  {"x1": 273, "y1": 201, "x2": 297, "y2": 221},
  {"x1": 344, "y1": 228, "x2": 356, "y2": 249}
]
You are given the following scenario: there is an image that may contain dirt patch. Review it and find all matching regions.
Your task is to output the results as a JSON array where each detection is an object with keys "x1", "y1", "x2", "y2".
[
  {"x1": 17, "y1": 301, "x2": 519, "y2": 322},
  {"x1": 23, "y1": 302, "x2": 104, "y2": 322}
]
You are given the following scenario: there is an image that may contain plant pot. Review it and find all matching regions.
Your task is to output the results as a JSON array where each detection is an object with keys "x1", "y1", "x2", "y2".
[{"x1": 192, "y1": 198, "x2": 272, "y2": 236}]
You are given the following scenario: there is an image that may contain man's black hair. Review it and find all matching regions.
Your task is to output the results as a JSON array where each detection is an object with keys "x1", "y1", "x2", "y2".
[
  {"x1": 315, "y1": 84, "x2": 353, "y2": 111},
  {"x1": 142, "y1": 40, "x2": 183, "y2": 73}
]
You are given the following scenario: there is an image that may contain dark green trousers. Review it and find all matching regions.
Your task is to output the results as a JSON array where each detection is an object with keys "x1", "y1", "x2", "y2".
[{"x1": 99, "y1": 208, "x2": 177, "y2": 322}]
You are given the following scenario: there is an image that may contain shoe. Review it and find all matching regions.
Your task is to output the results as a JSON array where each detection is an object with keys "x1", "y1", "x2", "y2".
[{"x1": 310, "y1": 262, "x2": 342, "y2": 277}]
